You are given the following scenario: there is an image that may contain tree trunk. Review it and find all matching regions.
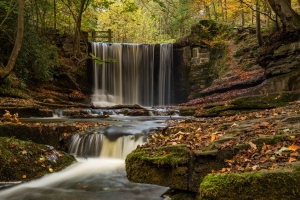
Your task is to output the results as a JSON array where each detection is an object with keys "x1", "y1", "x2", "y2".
[
  {"x1": 0, "y1": 0, "x2": 24, "y2": 81},
  {"x1": 54, "y1": 0, "x2": 56, "y2": 31},
  {"x1": 73, "y1": 0, "x2": 85, "y2": 57},
  {"x1": 212, "y1": 2, "x2": 218, "y2": 20},
  {"x1": 267, "y1": 0, "x2": 300, "y2": 32},
  {"x1": 219, "y1": 0, "x2": 224, "y2": 22},
  {"x1": 205, "y1": 4, "x2": 211, "y2": 20},
  {"x1": 256, "y1": 1, "x2": 263, "y2": 46},
  {"x1": 239, "y1": 0, "x2": 244, "y2": 26}
]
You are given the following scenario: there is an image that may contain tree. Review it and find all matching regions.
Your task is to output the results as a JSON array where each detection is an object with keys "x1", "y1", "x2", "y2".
[
  {"x1": 267, "y1": 0, "x2": 300, "y2": 32},
  {"x1": 60, "y1": 0, "x2": 92, "y2": 58},
  {"x1": 256, "y1": 0, "x2": 263, "y2": 46},
  {"x1": 0, "y1": 0, "x2": 24, "y2": 81}
]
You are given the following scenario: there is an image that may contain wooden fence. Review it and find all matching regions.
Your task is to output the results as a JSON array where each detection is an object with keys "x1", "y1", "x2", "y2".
[{"x1": 90, "y1": 29, "x2": 112, "y2": 42}]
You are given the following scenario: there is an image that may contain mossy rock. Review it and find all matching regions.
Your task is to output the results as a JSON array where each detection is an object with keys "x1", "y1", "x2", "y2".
[
  {"x1": 0, "y1": 137, "x2": 76, "y2": 182},
  {"x1": 179, "y1": 107, "x2": 197, "y2": 116},
  {"x1": 195, "y1": 92, "x2": 300, "y2": 117},
  {"x1": 199, "y1": 166, "x2": 300, "y2": 200},
  {"x1": 231, "y1": 92, "x2": 300, "y2": 109},
  {"x1": 126, "y1": 145, "x2": 191, "y2": 190},
  {"x1": 0, "y1": 123, "x2": 80, "y2": 151},
  {"x1": 125, "y1": 145, "x2": 234, "y2": 192}
]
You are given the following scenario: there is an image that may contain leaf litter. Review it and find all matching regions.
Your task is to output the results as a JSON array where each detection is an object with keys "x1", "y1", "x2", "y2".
[{"x1": 141, "y1": 101, "x2": 300, "y2": 174}]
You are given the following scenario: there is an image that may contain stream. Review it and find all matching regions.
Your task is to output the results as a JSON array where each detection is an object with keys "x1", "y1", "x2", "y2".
[{"x1": 0, "y1": 111, "x2": 184, "y2": 200}]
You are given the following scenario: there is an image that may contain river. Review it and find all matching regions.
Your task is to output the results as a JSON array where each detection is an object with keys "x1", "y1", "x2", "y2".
[{"x1": 0, "y1": 111, "x2": 183, "y2": 200}]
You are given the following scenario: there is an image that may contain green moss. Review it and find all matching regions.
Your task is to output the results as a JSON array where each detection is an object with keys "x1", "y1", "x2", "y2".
[
  {"x1": 0, "y1": 137, "x2": 76, "y2": 182},
  {"x1": 126, "y1": 145, "x2": 190, "y2": 167},
  {"x1": 199, "y1": 169, "x2": 300, "y2": 200},
  {"x1": 125, "y1": 145, "x2": 191, "y2": 190},
  {"x1": 179, "y1": 107, "x2": 197, "y2": 116},
  {"x1": 231, "y1": 92, "x2": 300, "y2": 109}
]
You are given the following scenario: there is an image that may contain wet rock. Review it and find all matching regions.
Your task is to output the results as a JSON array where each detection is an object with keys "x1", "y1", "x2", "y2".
[{"x1": 0, "y1": 137, "x2": 76, "y2": 183}]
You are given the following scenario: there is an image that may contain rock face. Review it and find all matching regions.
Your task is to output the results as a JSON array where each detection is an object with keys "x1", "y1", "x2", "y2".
[
  {"x1": 260, "y1": 41, "x2": 300, "y2": 78},
  {"x1": 173, "y1": 20, "x2": 225, "y2": 100}
]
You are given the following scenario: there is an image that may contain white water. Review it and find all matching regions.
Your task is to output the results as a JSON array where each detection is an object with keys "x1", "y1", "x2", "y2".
[
  {"x1": 0, "y1": 116, "x2": 172, "y2": 200},
  {"x1": 90, "y1": 43, "x2": 173, "y2": 107},
  {"x1": 159, "y1": 44, "x2": 173, "y2": 105}
]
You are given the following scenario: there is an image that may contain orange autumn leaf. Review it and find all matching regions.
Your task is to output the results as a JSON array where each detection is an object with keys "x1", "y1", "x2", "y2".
[
  {"x1": 289, "y1": 157, "x2": 297, "y2": 163},
  {"x1": 288, "y1": 144, "x2": 300, "y2": 151},
  {"x1": 210, "y1": 134, "x2": 216, "y2": 142}
]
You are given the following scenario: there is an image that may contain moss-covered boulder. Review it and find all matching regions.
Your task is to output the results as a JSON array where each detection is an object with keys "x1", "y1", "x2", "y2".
[
  {"x1": 0, "y1": 137, "x2": 76, "y2": 182},
  {"x1": 126, "y1": 145, "x2": 235, "y2": 193},
  {"x1": 199, "y1": 166, "x2": 300, "y2": 200}
]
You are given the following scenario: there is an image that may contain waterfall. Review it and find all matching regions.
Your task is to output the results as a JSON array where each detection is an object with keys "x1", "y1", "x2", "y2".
[
  {"x1": 69, "y1": 134, "x2": 145, "y2": 159},
  {"x1": 90, "y1": 42, "x2": 173, "y2": 107},
  {"x1": 159, "y1": 44, "x2": 173, "y2": 105}
]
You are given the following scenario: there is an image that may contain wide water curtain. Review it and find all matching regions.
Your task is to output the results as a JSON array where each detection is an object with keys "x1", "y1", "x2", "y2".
[{"x1": 90, "y1": 43, "x2": 173, "y2": 106}]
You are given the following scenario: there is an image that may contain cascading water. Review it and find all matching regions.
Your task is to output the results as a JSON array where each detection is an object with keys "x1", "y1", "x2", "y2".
[
  {"x1": 69, "y1": 133, "x2": 145, "y2": 159},
  {"x1": 159, "y1": 44, "x2": 173, "y2": 105},
  {"x1": 90, "y1": 43, "x2": 173, "y2": 107},
  {"x1": 0, "y1": 116, "x2": 172, "y2": 200}
]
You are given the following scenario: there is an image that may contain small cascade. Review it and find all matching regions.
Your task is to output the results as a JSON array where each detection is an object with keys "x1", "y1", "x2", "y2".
[
  {"x1": 69, "y1": 133, "x2": 145, "y2": 159},
  {"x1": 90, "y1": 42, "x2": 173, "y2": 107}
]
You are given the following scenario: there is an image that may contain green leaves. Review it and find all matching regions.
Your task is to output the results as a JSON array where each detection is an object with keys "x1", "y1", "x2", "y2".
[{"x1": 89, "y1": 52, "x2": 117, "y2": 65}]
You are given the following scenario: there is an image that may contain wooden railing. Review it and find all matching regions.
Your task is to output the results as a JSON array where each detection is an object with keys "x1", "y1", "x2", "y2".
[{"x1": 90, "y1": 29, "x2": 112, "y2": 42}]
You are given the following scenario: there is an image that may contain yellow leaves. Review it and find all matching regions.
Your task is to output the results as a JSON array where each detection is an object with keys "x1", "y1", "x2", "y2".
[
  {"x1": 22, "y1": 175, "x2": 26, "y2": 179},
  {"x1": 38, "y1": 155, "x2": 45, "y2": 163},
  {"x1": 49, "y1": 168, "x2": 53, "y2": 173}
]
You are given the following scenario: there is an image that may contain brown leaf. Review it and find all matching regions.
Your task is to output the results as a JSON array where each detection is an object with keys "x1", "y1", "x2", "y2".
[
  {"x1": 290, "y1": 151, "x2": 299, "y2": 157},
  {"x1": 260, "y1": 121, "x2": 269, "y2": 127},
  {"x1": 249, "y1": 141, "x2": 257, "y2": 150},
  {"x1": 260, "y1": 143, "x2": 267, "y2": 154}
]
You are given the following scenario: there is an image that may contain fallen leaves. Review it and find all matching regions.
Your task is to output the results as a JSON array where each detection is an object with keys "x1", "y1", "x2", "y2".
[{"x1": 1, "y1": 110, "x2": 20, "y2": 124}]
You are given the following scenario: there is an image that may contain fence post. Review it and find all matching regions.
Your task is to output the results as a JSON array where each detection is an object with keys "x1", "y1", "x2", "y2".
[
  {"x1": 108, "y1": 29, "x2": 112, "y2": 42},
  {"x1": 91, "y1": 29, "x2": 96, "y2": 41}
]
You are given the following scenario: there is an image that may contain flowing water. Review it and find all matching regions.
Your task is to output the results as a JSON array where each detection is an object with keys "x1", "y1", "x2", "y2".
[
  {"x1": 90, "y1": 43, "x2": 173, "y2": 107},
  {"x1": 0, "y1": 113, "x2": 182, "y2": 200}
]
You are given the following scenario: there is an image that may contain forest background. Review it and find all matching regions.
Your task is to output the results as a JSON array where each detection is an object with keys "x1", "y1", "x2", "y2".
[{"x1": 0, "y1": 0, "x2": 300, "y2": 100}]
